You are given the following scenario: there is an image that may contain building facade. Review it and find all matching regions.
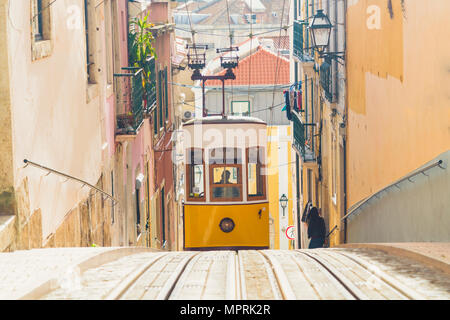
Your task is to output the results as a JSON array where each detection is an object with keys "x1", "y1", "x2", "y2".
[
  {"x1": 0, "y1": 0, "x2": 176, "y2": 252},
  {"x1": 289, "y1": 0, "x2": 450, "y2": 247}
]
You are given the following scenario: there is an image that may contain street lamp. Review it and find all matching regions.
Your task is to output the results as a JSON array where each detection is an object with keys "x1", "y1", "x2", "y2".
[
  {"x1": 308, "y1": 10, "x2": 332, "y2": 54},
  {"x1": 279, "y1": 194, "x2": 288, "y2": 217},
  {"x1": 308, "y1": 10, "x2": 345, "y2": 63}
]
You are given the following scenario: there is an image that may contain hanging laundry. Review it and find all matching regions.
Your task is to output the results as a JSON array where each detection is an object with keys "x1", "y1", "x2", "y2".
[{"x1": 283, "y1": 90, "x2": 292, "y2": 120}]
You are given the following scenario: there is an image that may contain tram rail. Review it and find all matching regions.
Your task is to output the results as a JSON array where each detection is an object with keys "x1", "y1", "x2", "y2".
[{"x1": 34, "y1": 248, "x2": 449, "y2": 300}]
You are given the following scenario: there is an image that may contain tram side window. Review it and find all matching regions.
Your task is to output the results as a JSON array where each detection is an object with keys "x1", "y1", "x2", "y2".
[
  {"x1": 209, "y1": 148, "x2": 242, "y2": 201},
  {"x1": 247, "y1": 147, "x2": 266, "y2": 200},
  {"x1": 187, "y1": 148, "x2": 205, "y2": 201}
]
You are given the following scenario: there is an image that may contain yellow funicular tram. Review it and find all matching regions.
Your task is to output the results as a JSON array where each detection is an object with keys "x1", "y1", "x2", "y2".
[
  {"x1": 182, "y1": 45, "x2": 269, "y2": 250},
  {"x1": 183, "y1": 116, "x2": 269, "y2": 250}
]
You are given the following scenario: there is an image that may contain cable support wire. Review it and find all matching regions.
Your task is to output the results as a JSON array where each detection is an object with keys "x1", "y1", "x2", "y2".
[
  {"x1": 170, "y1": 82, "x2": 291, "y2": 90},
  {"x1": 174, "y1": 26, "x2": 292, "y2": 38}
]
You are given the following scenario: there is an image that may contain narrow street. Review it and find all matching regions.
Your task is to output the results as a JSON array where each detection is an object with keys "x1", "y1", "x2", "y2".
[{"x1": 0, "y1": 0, "x2": 449, "y2": 304}]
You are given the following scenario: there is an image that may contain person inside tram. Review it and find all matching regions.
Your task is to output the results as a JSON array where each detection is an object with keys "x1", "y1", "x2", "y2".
[
  {"x1": 218, "y1": 169, "x2": 231, "y2": 184},
  {"x1": 307, "y1": 207, "x2": 326, "y2": 249}
]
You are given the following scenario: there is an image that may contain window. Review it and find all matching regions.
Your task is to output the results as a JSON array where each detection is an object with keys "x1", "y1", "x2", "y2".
[
  {"x1": 136, "y1": 188, "x2": 141, "y2": 236},
  {"x1": 332, "y1": 133, "x2": 337, "y2": 205},
  {"x1": 31, "y1": 0, "x2": 52, "y2": 60},
  {"x1": 209, "y1": 148, "x2": 242, "y2": 201},
  {"x1": 186, "y1": 149, "x2": 205, "y2": 201},
  {"x1": 307, "y1": 168, "x2": 312, "y2": 203},
  {"x1": 105, "y1": 0, "x2": 113, "y2": 84},
  {"x1": 247, "y1": 147, "x2": 266, "y2": 200},
  {"x1": 231, "y1": 101, "x2": 250, "y2": 116},
  {"x1": 32, "y1": 0, "x2": 51, "y2": 41},
  {"x1": 158, "y1": 69, "x2": 163, "y2": 129},
  {"x1": 32, "y1": 0, "x2": 44, "y2": 41},
  {"x1": 161, "y1": 187, "x2": 165, "y2": 243},
  {"x1": 84, "y1": 0, "x2": 96, "y2": 83}
]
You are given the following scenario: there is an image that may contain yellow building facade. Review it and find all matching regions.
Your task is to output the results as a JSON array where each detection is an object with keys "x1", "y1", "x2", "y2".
[
  {"x1": 291, "y1": 0, "x2": 450, "y2": 245},
  {"x1": 267, "y1": 126, "x2": 296, "y2": 249},
  {"x1": 345, "y1": 0, "x2": 450, "y2": 242},
  {"x1": 347, "y1": 0, "x2": 450, "y2": 207}
]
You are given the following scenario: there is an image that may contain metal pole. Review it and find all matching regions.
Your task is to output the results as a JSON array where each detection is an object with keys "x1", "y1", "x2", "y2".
[
  {"x1": 202, "y1": 79, "x2": 206, "y2": 117},
  {"x1": 222, "y1": 79, "x2": 225, "y2": 117}
]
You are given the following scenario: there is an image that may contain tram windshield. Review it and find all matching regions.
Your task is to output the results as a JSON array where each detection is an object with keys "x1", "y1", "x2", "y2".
[{"x1": 209, "y1": 148, "x2": 242, "y2": 201}]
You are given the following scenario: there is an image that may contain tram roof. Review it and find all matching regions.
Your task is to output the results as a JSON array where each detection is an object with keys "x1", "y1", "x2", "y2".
[{"x1": 183, "y1": 115, "x2": 267, "y2": 126}]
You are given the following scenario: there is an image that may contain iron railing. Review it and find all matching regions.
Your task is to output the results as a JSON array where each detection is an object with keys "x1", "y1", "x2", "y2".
[
  {"x1": 292, "y1": 113, "x2": 315, "y2": 162},
  {"x1": 23, "y1": 159, "x2": 118, "y2": 205},
  {"x1": 342, "y1": 159, "x2": 446, "y2": 222},
  {"x1": 320, "y1": 58, "x2": 333, "y2": 102},
  {"x1": 144, "y1": 56, "x2": 157, "y2": 114},
  {"x1": 114, "y1": 68, "x2": 145, "y2": 135}
]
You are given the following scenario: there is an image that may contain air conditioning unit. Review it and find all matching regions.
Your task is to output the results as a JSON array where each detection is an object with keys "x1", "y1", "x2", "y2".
[{"x1": 183, "y1": 111, "x2": 193, "y2": 121}]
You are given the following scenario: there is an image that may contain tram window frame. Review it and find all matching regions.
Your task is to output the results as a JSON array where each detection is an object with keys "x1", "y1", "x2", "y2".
[
  {"x1": 246, "y1": 147, "x2": 266, "y2": 201},
  {"x1": 208, "y1": 148, "x2": 243, "y2": 202},
  {"x1": 186, "y1": 148, "x2": 206, "y2": 202}
]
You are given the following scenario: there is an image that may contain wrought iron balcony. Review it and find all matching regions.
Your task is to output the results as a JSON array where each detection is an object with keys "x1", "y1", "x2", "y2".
[
  {"x1": 114, "y1": 68, "x2": 145, "y2": 136},
  {"x1": 320, "y1": 58, "x2": 333, "y2": 102},
  {"x1": 293, "y1": 20, "x2": 314, "y2": 63},
  {"x1": 144, "y1": 56, "x2": 157, "y2": 114},
  {"x1": 292, "y1": 113, "x2": 316, "y2": 163}
]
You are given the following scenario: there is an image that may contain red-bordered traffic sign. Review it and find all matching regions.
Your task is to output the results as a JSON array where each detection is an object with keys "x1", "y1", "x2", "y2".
[{"x1": 285, "y1": 225, "x2": 295, "y2": 240}]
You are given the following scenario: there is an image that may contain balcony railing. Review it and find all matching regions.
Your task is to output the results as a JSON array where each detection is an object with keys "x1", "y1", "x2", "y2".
[
  {"x1": 293, "y1": 20, "x2": 313, "y2": 62},
  {"x1": 292, "y1": 113, "x2": 316, "y2": 162},
  {"x1": 144, "y1": 56, "x2": 157, "y2": 114},
  {"x1": 115, "y1": 67, "x2": 145, "y2": 135},
  {"x1": 320, "y1": 58, "x2": 333, "y2": 102}
]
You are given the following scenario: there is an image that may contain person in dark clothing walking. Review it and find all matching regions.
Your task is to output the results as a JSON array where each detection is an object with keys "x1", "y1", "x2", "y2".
[{"x1": 307, "y1": 207, "x2": 326, "y2": 249}]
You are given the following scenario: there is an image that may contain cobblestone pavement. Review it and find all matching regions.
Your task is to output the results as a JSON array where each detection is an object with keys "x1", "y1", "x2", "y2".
[{"x1": 0, "y1": 245, "x2": 449, "y2": 300}]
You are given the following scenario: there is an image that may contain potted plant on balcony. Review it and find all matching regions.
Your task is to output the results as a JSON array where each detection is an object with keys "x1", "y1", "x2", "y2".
[
  {"x1": 129, "y1": 13, "x2": 157, "y2": 116},
  {"x1": 117, "y1": 111, "x2": 135, "y2": 134}
]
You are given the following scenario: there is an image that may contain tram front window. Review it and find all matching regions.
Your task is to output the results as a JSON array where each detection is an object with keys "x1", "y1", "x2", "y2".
[
  {"x1": 212, "y1": 167, "x2": 241, "y2": 199},
  {"x1": 187, "y1": 148, "x2": 205, "y2": 200},
  {"x1": 209, "y1": 148, "x2": 242, "y2": 201}
]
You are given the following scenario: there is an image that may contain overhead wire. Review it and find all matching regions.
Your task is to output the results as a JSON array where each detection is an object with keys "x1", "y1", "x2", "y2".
[
  {"x1": 267, "y1": 0, "x2": 289, "y2": 173},
  {"x1": 247, "y1": 0, "x2": 253, "y2": 112},
  {"x1": 224, "y1": 0, "x2": 234, "y2": 111}
]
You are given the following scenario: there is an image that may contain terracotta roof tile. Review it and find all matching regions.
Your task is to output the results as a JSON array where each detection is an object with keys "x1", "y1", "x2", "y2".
[{"x1": 205, "y1": 46, "x2": 290, "y2": 86}]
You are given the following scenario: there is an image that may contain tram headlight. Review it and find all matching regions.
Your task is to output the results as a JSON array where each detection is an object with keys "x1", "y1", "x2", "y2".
[{"x1": 219, "y1": 218, "x2": 235, "y2": 233}]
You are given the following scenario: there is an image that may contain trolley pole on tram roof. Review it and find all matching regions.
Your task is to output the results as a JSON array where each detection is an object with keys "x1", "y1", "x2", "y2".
[{"x1": 187, "y1": 45, "x2": 239, "y2": 118}]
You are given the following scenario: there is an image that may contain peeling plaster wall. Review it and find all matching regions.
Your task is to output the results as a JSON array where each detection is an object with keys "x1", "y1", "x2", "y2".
[
  {"x1": 0, "y1": 0, "x2": 15, "y2": 216},
  {"x1": 6, "y1": 0, "x2": 104, "y2": 242}
]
